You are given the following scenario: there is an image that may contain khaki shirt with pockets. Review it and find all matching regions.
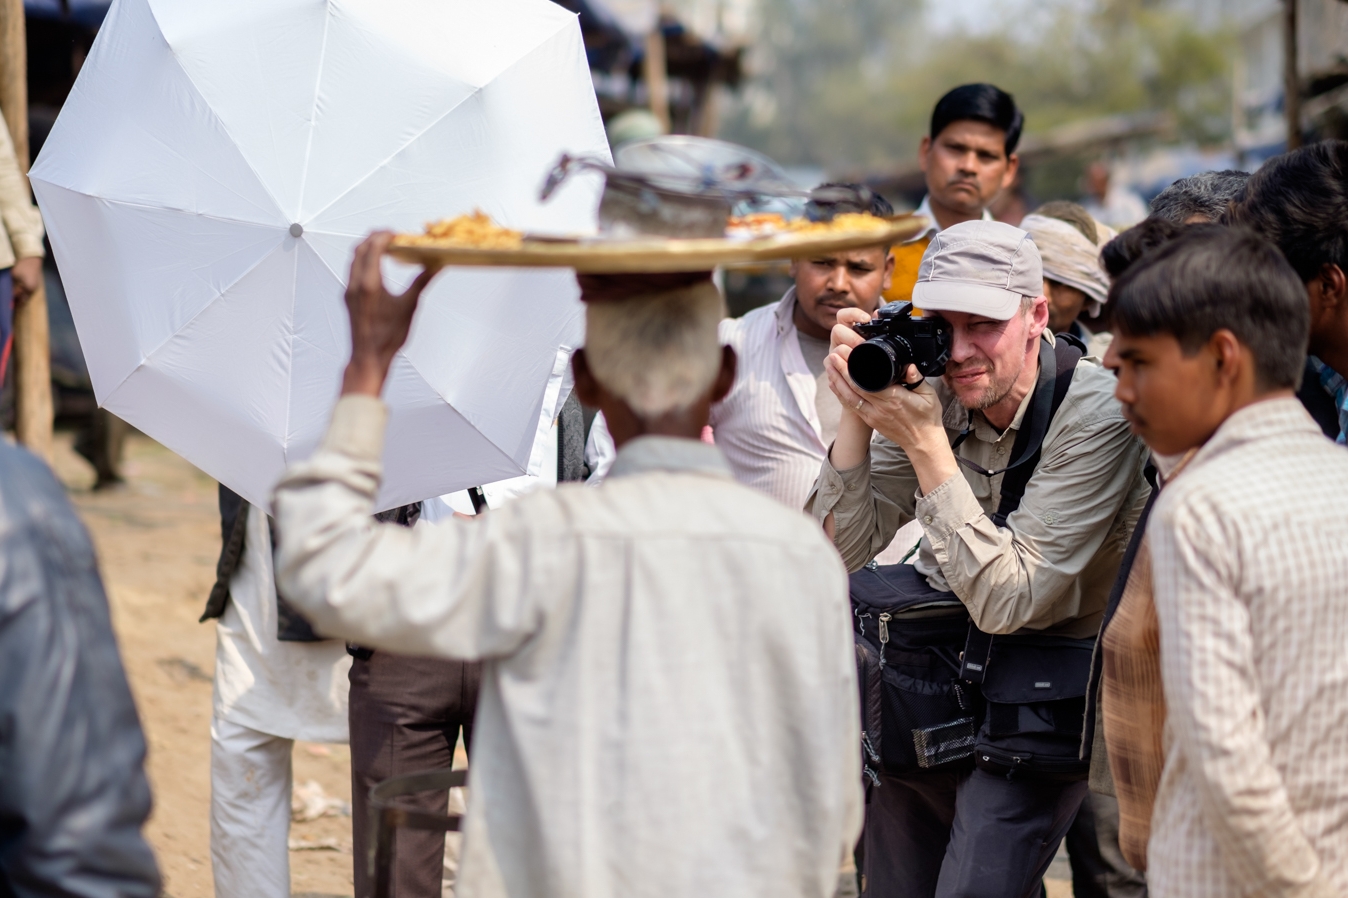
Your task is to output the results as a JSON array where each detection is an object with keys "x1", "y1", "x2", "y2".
[{"x1": 807, "y1": 333, "x2": 1150, "y2": 638}]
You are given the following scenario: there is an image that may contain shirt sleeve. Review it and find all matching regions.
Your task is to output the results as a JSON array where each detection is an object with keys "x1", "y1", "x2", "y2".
[
  {"x1": 920, "y1": 412, "x2": 1144, "y2": 634},
  {"x1": 0, "y1": 121, "x2": 43, "y2": 260},
  {"x1": 805, "y1": 435, "x2": 919, "y2": 572},
  {"x1": 1150, "y1": 496, "x2": 1336, "y2": 898},
  {"x1": 272, "y1": 395, "x2": 562, "y2": 660}
]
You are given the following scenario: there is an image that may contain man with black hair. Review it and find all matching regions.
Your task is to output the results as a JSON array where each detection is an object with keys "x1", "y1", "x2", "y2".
[
  {"x1": 1102, "y1": 226, "x2": 1348, "y2": 898},
  {"x1": 1226, "y1": 140, "x2": 1348, "y2": 443},
  {"x1": 886, "y1": 84, "x2": 1022, "y2": 304},
  {"x1": 710, "y1": 183, "x2": 897, "y2": 512},
  {"x1": 1149, "y1": 170, "x2": 1248, "y2": 225}
]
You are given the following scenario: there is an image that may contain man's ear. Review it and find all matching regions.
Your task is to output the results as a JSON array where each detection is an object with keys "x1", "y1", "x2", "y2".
[
  {"x1": 881, "y1": 249, "x2": 896, "y2": 293},
  {"x1": 571, "y1": 349, "x2": 601, "y2": 408},
  {"x1": 1208, "y1": 329, "x2": 1244, "y2": 386},
  {"x1": 1320, "y1": 263, "x2": 1347, "y2": 312},
  {"x1": 1025, "y1": 295, "x2": 1050, "y2": 340},
  {"x1": 1001, "y1": 153, "x2": 1020, "y2": 190},
  {"x1": 918, "y1": 135, "x2": 932, "y2": 174},
  {"x1": 711, "y1": 345, "x2": 737, "y2": 404}
]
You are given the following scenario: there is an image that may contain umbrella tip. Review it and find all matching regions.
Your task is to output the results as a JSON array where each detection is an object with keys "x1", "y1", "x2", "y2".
[{"x1": 289, "y1": 223, "x2": 304, "y2": 238}]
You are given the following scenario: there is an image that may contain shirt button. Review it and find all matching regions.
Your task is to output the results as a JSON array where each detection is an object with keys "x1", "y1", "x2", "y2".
[{"x1": 923, "y1": 515, "x2": 933, "y2": 524}]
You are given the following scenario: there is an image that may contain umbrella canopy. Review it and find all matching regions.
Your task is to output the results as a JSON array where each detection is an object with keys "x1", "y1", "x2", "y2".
[{"x1": 31, "y1": 0, "x2": 608, "y2": 511}]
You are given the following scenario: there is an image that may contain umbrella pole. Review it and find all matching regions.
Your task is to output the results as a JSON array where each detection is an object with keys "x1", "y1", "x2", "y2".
[{"x1": 0, "y1": 0, "x2": 53, "y2": 463}]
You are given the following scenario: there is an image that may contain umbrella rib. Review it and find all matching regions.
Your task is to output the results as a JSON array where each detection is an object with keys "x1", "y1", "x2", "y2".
[
  {"x1": 281, "y1": 242, "x2": 301, "y2": 457},
  {"x1": 95, "y1": 235, "x2": 286, "y2": 405},
  {"x1": 294, "y1": 2, "x2": 335, "y2": 223},
  {"x1": 302, "y1": 17, "x2": 574, "y2": 226}
]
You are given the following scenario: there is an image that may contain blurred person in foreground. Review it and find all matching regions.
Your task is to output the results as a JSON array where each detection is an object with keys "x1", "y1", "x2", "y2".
[
  {"x1": 885, "y1": 84, "x2": 1022, "y2": 303},
  {"x1": 1102, "y1": 226, "x2": 1348, "y2": 898},
  {"x1": 271, "y1": 234, "x2": 862, "y2": 898},
  {"x1": 0, "y1": 440, "x2": 160, "y2": 897},
  {"x1": 1020, "y1": 202, "x2": 1114, "y2": 356},
  {"x1": 0, "y1": 115, "x2": 44, "y2": 385},
  {"x1": 1080, "y1": 161, "x2": 1147, "y2": 231},
  {"x1": 1227, "y1": 141, "x2": 1348, "y2": 443},
  {"x1": 1148, "y1": 170, "x2": 1248, "y2": 225},
  {"x1": 811, "y1": 220, "x2": 1149, "y2": 897}
]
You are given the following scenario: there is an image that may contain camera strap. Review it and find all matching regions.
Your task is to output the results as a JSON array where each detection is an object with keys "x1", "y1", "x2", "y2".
[{"x1": 949, "y1": 335, "x2": 1084, "y2": 527}]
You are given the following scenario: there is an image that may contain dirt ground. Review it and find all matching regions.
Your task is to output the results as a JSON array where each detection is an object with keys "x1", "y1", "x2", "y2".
[{"x1": 50, "y1": 428, "x2": 1073, "y2": 898}]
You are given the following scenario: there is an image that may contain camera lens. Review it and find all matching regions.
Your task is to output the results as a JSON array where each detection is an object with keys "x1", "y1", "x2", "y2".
[{"x1": 849, "y1": 337, "x2": 912, "y2": 393}]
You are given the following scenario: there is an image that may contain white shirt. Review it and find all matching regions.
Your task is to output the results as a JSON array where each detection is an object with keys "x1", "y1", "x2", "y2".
[
  {"x1": 274, "y1": 396, "x2": 863, "y2": 898},
  {"x1": 212, "y1": 504, "x2": 351, "y2": 743},
  {"x1": 1148, "y1": 398, "x2": 1348, "y2": 898}
]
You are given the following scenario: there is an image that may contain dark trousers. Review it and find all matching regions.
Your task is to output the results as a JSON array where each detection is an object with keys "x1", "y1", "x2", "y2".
[
  {"x1": 1065, "y1": 792, "x2": 1147, "y2": 898},
  {"x1": 862, "y1": 766, "x2": 1088, "y2": 898},
  {"x1": 349, "y1": 653, "x2": 481, "y2": 898}
]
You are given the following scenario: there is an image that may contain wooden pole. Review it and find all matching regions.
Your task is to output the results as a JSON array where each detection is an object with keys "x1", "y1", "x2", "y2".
[
  {"x1": 644, "y1": 29, "x2": 671, "y2": 134},
  {"x1": 0, "y1": 0, "x2": 53, "y2": 462},
  {"x1": 1285, "y1": 0, "x2": 1302, "y2": 150}
]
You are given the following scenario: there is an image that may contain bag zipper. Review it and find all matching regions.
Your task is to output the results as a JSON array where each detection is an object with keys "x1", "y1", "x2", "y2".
[{"x1": 877, "y1": 612, "x2": 891, "y2": 666}]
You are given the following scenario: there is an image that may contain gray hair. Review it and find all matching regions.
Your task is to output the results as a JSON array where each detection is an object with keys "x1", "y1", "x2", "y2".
[
  {"x1": 1149, "y1": 170, "x2": 1249, "y2": 224},
  {"x1": 584, "y1": 282, "x2": 726, "y2": 419}
]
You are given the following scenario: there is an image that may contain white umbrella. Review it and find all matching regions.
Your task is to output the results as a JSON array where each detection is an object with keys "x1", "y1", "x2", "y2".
[{"x1": 31, "y1": 0, "x2": 608, "y2": 510}]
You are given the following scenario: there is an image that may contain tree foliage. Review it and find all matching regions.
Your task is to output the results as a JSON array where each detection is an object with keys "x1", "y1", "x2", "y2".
[{"x1": 719, "y1": 0, "x2": 1234, "y2": 172}]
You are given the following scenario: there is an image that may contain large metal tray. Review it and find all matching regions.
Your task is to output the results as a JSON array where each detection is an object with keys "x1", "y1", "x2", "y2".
[{"x1": 386, "y1": 215, "x2": 928, "y2": 273}]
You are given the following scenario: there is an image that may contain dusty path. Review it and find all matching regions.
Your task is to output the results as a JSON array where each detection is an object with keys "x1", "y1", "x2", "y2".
[
  {"x1": 51, "y1": 432, "x2": 356, "y2": 898},
  {"x1": 49, "y1": 429, "x2": 1071, "y2": 898}
]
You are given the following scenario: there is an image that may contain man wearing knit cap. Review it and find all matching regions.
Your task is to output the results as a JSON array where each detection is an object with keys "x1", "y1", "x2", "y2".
[
  {"x1": 810, "y1": 220, "x2": 1148, "y2": 897},
  {"x1": 270, "y1": 233, "x2": 863, "y2": 898}
]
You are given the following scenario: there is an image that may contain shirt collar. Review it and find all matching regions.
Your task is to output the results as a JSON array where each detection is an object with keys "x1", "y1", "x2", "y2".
[
  {"x1": 1188, "y1": 396, "x2": 1324, "y2": 470},
  {"x1": 607, "y1": 435, "x2": 734, "y2": 481},
  {"x1": 909, "y1": 195, "x2": 995, "y2": 244},
  {"x1": 775, "y1": 285, "x2": 798, "y2": 336}
]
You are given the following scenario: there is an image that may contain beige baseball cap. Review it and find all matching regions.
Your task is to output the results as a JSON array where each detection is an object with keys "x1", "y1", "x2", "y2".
[{"x1": 912, "y1": 219, "x2": 1044, "y2": 319}]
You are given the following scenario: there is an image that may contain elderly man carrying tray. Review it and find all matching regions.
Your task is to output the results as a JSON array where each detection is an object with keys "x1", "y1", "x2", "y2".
[
  {"x1": 270, "y1": 231, "x2": 863, "y2": 898},
  {"x1": 811, "y1": 220, "x2": 1150, "y2": 898}
]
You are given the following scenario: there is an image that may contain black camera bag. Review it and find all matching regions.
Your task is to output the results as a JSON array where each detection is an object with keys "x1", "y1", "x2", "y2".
[{"x1": 850, "y1": 336, "x2": 1087, "y2": 781}]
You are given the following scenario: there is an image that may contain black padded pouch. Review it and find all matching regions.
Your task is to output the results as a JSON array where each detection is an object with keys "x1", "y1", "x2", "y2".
[
  {"x1": 974, "y1": 634, "x2": 1095, "y2": 781},
  {"x1": 851, "y1": 564, "x2": 977, "y2": 776}
]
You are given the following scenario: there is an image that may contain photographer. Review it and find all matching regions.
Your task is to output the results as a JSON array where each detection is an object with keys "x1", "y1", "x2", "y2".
[{"x1": 809, "y1": 220, "x2": 1149, "y2": 897}]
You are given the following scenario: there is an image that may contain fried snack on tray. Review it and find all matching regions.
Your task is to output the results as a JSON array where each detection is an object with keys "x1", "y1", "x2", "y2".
[
  {"x1": 726, "y1": 211, "x2": 890, "y2": 237},
  {"x1": 401, "y1": 210, "x2": 523, "y2": 249}
]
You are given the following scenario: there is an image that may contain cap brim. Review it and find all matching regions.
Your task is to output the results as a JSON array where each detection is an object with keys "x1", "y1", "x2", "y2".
[{"x1": 912, "y1": 281, "x2": 1024, "y2": 319}]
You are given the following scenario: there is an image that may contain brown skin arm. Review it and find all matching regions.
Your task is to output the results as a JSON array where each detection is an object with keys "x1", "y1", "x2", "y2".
[
  {"x1": 340, "y1": 232, "x2": 439, "y2": 397},
  {"x1": 11, "y1": 256, "x2": 42, "y2": 304},
  {"x1": 572, "y1": 345, "x2": 737, "y2": 449}
]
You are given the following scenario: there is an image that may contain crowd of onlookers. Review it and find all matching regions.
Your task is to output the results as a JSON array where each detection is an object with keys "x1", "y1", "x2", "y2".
[{"x1": 4, "y1": 80, "x2": 1348, "y2": 898}]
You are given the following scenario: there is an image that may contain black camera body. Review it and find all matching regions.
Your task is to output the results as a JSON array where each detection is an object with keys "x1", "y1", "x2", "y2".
[{"x1": 847, "y1": 301, "x2": 952, "y2": 393}]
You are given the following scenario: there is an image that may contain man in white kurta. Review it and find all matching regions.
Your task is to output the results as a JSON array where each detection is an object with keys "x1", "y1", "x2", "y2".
[
  {"x1": 210, "y1": 502, "x2": 351, "y2": 898},
  {"x1": 272, "y1": 238, "x2": 863, "y2": 898}
]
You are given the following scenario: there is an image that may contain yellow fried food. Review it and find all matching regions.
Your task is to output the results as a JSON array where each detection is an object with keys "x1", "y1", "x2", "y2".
[
  {"x1": 402, "y1": 210, "x2": 523, "y2": 249},
  {"x1": 727, "y1": 211, "x2": 889, "y2": 236}
]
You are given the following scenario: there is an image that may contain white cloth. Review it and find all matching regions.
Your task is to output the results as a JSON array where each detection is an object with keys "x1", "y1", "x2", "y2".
[
  {"x1": 210, "y1": 717, "x2": 293, "y2": 898},
  {"x1": 710, "y1": 289, "x2": 923, "y2": 561},
  {"x1": 1148, "y1": 397, "x2": 1348, "y2": 898},
  {"x1": 273, "y1": 395, "x2": 864, "y2": 898},
  {"x1": 212, "y1": 504, "x2": 351, "y2": 743}
]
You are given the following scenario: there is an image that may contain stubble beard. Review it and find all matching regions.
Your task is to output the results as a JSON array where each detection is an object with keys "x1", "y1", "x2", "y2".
[{"x1": 945, "y1": 357, "x2": 1024, "y2": 411}]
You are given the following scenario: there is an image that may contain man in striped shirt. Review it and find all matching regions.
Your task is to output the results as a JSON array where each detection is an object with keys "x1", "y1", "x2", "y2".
[{"x1": 1103, "y1": 226, "x2": 1348, "y2": 897}]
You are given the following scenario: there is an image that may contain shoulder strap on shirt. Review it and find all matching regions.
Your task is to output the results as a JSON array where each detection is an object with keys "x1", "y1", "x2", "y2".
[{"x1": 989, "y1": 337, "x2": 1083, "y2": 527}]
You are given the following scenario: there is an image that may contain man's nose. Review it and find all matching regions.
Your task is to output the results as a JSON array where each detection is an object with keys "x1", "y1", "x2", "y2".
[
  {"x1": 827, "y1": 265, "x2": 850, "y2": 293},
  {"x1": 948, "y1": 326, "x2": 977, "y2": 361}
]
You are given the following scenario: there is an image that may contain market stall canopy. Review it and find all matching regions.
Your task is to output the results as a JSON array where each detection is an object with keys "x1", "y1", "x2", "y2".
[{"x1": 31, "y1": 0, "x2": 609, "y2": 511}]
